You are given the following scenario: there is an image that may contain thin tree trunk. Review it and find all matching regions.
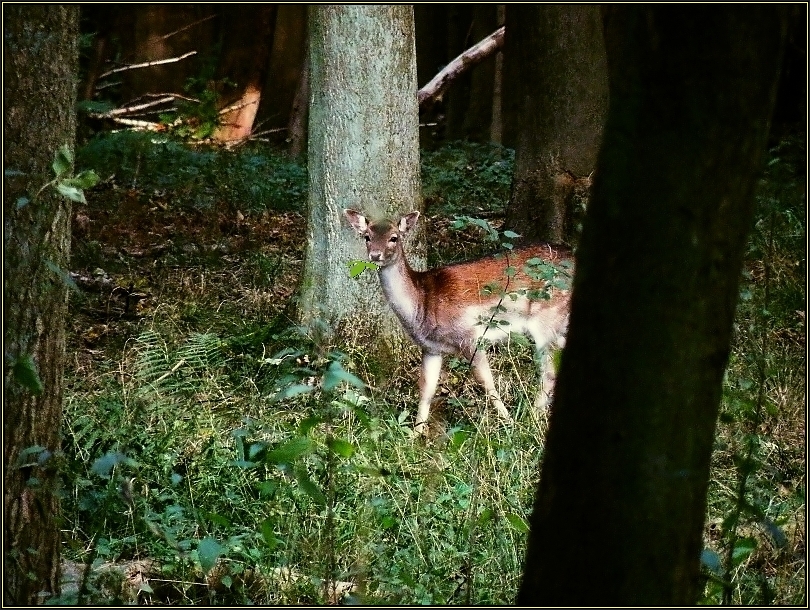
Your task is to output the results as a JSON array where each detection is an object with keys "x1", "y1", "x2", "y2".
[
  {"x1": 213, "y1": 5, "x2": 277, "y2": 143},
  {"x1": 287, "y1": 45, "x2": 309, "y2": 158},
  {"x1": 519, "y1": 6, "x2": 787, "y2": 605},
  {"x1": 3, "y1": 5, "x2": 79, "y2": 604}
]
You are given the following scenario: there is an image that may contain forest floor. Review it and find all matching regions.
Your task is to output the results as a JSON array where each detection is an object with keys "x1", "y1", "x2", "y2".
[{"x1": 57, "y1": 133, "x2": 805, "y2": 605}]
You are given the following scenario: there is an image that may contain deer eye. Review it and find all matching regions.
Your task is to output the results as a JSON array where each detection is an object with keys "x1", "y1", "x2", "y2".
[{"x1": 389, "y1": 235, "x2": 398, "y2": 243}]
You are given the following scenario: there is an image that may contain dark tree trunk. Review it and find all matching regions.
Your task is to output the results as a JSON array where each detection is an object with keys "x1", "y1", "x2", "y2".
[
  {"x1": 3, "y1": 5, "x2": 79, "y2": 604},
  {"x1": 213, "y1": 5, "x2": 277, "y2": 143},
  {"x1": 460, "y1": 5, "x2": 498, "y2": 142},
  {"x1": 286, "y1": 44, "x2": 309, "y2": 159},
  {"x1": 519, "y1": 6, "x2": 787, "y2": 606},
  {"x1": 263, "y1": 4, "x2": 307, "y2": 145},
  {"x1": 117, "y1": 5, "x2": 216, "y2": 104},
  {"x1": 443, "y1": 5, "x2": 474, "y2": 141},
  {"x1": 504, "y1": 5, "x2": 608, "y2": 245}
]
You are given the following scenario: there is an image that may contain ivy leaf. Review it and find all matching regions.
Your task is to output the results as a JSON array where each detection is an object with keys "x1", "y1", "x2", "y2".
[
  {"x1": 13, "y1": 354, "x2": 43, "y2": 395},
  {"x1": 52, "y1": 144, "x2": 72, "y2": 178},
  {"x1": 62, "y1": 170, "x2": 100, "y2": 190},
  {"x1": 56, "y1": 183, "x2": 87, "y2": 204}
]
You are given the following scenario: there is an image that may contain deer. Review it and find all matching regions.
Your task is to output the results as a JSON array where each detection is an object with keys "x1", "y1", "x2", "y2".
[{"x1": 344, "y1": 208, "x2": 573, "y2": 436}]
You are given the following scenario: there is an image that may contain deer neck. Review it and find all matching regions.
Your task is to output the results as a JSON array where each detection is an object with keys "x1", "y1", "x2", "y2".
[{"x1": 378, "y1": 252, "x2": 421, "y2": 326}]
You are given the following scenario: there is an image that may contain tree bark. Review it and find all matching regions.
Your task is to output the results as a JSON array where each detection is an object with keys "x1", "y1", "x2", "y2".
[
  {"x1": 3, "y1": 5, "x2": 79, "y2": 604},
  {"x1": 300, "y1": 6, "x2": 423, "y2": 345},
  {"x1": 262, "y1": 4, "x2": 307, "y2": 145},
  {"x1": 213, "y1": 5, "x2": 277, "y2": 144},
  {"x1": 519, "y1": 6, "x2": 787, "y2": 606},
  {"x1": 504, "y1": 5, "x2": 608, "y2": 245}
]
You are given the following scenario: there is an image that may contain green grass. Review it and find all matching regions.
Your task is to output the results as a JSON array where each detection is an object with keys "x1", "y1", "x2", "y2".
[{"x1": 58, "y1": 134, "x2": 805, "y2": 604}]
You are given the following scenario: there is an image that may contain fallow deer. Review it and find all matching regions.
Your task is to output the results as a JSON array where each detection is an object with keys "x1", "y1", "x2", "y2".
[{"x1": 344, "y1": 209, "x2": 573, "y2": 435}]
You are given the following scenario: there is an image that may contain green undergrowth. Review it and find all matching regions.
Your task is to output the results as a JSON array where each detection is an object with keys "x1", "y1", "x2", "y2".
[{"x1": 59, "y1": 134, "x2": 804, "y2": 604}]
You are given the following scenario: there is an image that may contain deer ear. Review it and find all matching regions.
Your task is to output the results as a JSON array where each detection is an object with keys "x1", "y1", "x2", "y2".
[
  {"x1": 399, "y1": 211, "x2": 420, "y2": 233},
  {"x1": 344, "y1": 209, "x2": 368, "y2": 233}
]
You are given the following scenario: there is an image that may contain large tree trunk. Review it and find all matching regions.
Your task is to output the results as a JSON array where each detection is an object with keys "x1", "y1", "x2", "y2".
[
  {"x1": 3, "y1": 5, "x2": 79, "y2": 604},
  {"x1": 299, "y1": 6, "x2": 423, "y2": 344},
  {"x1": 504, "y1": 5, "x2": 608, "y2": 245},
  {"x1": 519, "y1": 6, "x2": 787, "y2": 605}
]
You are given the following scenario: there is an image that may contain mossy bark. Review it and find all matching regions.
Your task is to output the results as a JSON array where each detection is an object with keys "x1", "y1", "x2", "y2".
[
  {"x1": 519, "y1": 6, "x2": 787, "y2": 605},
  {"x1": 3, "y1": 5, "x2": 79, "y2": 604},
  {"x1": 300, "y1": 6, "x2": 423, "y2": 349}
]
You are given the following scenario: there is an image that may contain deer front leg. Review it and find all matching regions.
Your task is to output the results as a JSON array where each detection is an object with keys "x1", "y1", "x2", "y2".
[
  {"x1": 470, "y1": 350, "x2": 512, "y2": 421},
  {"x1": 415, "y1": 352, "x2": 443, "y2": 435}
]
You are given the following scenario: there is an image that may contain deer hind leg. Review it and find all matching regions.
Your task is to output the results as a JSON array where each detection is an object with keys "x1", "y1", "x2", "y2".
[
  {"x1": 470, "y1": 350, "x2": 512, "y2": 421},
  {"x1": 415, "y1": 352, "x2": 443, "y2": 435},
  {"x1": 530, "y1": 331, "x2": 565, "y2": 411}
]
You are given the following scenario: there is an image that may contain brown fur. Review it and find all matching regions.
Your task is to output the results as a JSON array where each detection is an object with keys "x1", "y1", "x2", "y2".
[{"x1": 345, "y1": 209, "x2": 573, "y2": 434}]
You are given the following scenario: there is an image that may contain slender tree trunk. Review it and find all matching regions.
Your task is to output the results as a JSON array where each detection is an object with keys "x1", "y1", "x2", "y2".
[
  {"x1": 3, "y1": 5, "x2": 79, "y2": 604},
  {"x1": 213, "y1": 5, "x2": 277, "y2": 143},
  {"x1": 519, "y1": 6, "x2": 787, "y2": 605},
  {"x1": 118, "y1": 5, "x2": 215, "y2": 103},
  {"x1": 299, "y1": 6, "x2": 423, "y2": 345},
  {"x1": 490, "y1": 6, "x2": 506, "y2": 144},
  {"x1": 504, "y1": 5, "x2": 608, "y2": 245},
  {"x1": 262, "y1": 4, "x2": 307, "y2": 143},
  {"x1": 287, "y1": 44, "x2": 309, "y2": 159},
  {"x1": 461, "y1": 5, "x2": 497, "y2": 142}
]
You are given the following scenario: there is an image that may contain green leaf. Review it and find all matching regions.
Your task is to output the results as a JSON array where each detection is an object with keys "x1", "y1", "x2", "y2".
[
  {"x1": 327, "y1": 437, "x2": 355, "y2": 458},
  {"x1": 273, "y1": 383, "x2": 314, "y2": 401},
  {"x1": 16, "y1": 196, "x2": 30, "y2": 209},
  {"x1": 170, "y1": 472, "x2": 183, "y2": 485},
  {"x1": 503, "y1": 230, "x2": 521, "y2": 239},
  {"x1": 732, "y1": 537, "x2": 757, "y2": 565},
  {"x1": 91, "y1": 451, "x2": 129, "y2": 477},
  {"x1": 55, "y1": 183, "x2": 87, "y2": 204},
  {"x1": 322, "y1": 360, "x2": 366, "y2": 392},
  {"x1": 52, "y1": 144, "x2": 72, "y2": 178},
  {"x1": 260, "y1": 518, "x2": 278, "y2": 549},
  {"x1": 13, "y1": 354, "x2": 43, "y2": 395},
  {"x1": 505, "y1": 513, "x2": 529, "y2": 533},
  {"x1": 45, "y1": 260, "x2": 79, "y2": 293},
  {"x1": 197, "y1": 537, "x2": 222, "y2": 574},
  {"x1": 298, "y1": 414, "x2": 323, "y2": 436},
  {"x1": 295, "y1": 467, "x2": 326, "y2": 506},
  {"x1": 64, "y1": 170, "x2": 100, "y2": 190},
  {"x1": 348, "y1": 259, "x2": 378, "y2": 278},
  {"x1": 700, "y1": 548, "x2": 722, "y2": 575},
  {"x1": 265, "y1": 436, "x2": 311, "y2": 465}
]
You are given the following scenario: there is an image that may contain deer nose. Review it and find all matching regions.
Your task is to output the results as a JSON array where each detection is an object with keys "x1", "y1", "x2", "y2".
[{"x1": 370, "y1": 252, "x2": 383, "y2": 262}]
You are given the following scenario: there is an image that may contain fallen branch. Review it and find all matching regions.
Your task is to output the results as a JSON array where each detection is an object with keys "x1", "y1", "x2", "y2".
[
  {"x1": 418, "y1": 26, "x2": 505, "y2": 110},
  {"x1": 99, "y1": 51, "x2": 198, "y2": 78}
]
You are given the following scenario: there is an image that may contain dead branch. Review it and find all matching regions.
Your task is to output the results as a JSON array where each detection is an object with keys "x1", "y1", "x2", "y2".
[
  {"x1": 160, "y1": 14, "x2": 217, "y2": 41},
  {"x1": 418, "y1": 26, "x2": 505, "y2": 110},
  {"x1": 91, "y1": 96, "x2": 176, "y2": 118},
  {"x1": 99, "y1": 51, "x2": 198, "y2": 78}
]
